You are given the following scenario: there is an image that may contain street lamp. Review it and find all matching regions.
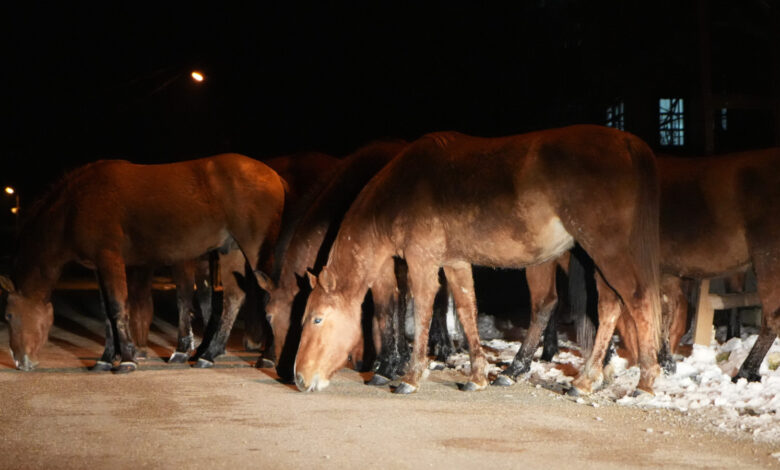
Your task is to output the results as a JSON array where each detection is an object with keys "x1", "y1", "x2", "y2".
[
  {"x1": 4, "y1": 186, "x2": 20, "y2": 231},
  {"x1": 191, "y1": 71, "x2": 205, "y2": 82}
]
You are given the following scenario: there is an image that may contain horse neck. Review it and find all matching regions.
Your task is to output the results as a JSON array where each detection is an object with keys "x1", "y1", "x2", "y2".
[
  {"x1": 327, "y1": 224, "x2": 392, "y2": 302},
  {"x1": 14, "y1": 205, "x2": 70, "y2": 302},
  {"x1": 13, "y1": 254, "x2": 66, "y2": 303}
]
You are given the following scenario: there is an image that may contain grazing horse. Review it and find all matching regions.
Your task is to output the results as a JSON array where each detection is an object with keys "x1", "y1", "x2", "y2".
[
  {"x1": 120, "y1": 152, "x2": 340, "y2": 364},
  {"x1": 1, "y1": 153, "x2": 285, "y2": 372},
  {"x1": 229, "y1": 152, "x2": 340, "y2": 355},
  {"x1": 255, "y1": 140, "x2": 408, "y2": 381},
  {"x1": 294, "y1": 125, "x2": 663, "y2": 395},
  {"x1": 617, "y1": 148, "x2": 780, "y2": 380},
  {"x1": 532, "y1": 148, "x2": 780, "y2": 384}
]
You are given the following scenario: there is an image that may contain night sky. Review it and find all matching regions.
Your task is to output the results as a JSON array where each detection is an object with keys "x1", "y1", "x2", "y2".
[{"x1": 2, "y1": 1, "x2": 776, "y2": 205}]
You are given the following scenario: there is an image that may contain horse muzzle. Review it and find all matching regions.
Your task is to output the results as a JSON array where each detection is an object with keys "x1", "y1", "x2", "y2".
[
  {"x1": 14, "y1": 354, "x2": 38, "y2": 372},
  {"x1": 295, "y1": 372, "x2": 330, "y2": 392}
]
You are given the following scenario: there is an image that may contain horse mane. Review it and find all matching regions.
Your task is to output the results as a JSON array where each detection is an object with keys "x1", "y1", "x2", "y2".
[{"x1": 19, "y1": 160, "x2": 127, "y2": 236}]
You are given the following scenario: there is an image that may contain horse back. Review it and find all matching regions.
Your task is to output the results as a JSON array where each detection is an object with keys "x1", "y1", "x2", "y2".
[
  {"x1": 64, "y1": 154, "x2": 285, "y2": 264},
  {"x1": 351, "y1": 125, "x2": 653, "y2": 267},
  {"x1": 658, "y1": 148, "x2": 780, "y2": 277},
  {"x1": 284, "y1": 140, "x2": 408, "y2": 278}
]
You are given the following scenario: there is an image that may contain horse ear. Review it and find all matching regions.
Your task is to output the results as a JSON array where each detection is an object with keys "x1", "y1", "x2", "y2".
[
  {"x1": 0, "y1": 275, "x2": 14, "y2": 294},
  {"x1": 306, "y1": 270, "x2": 318, "y2": 290},
  {"x1": 319, "y1": 266, "x2": 336, "y2": 293},
  {"x1": 254, "y1": 270, "x2": 275, "y2": 292}
]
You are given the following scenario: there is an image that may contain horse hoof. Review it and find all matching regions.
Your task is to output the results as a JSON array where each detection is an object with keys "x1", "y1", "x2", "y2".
[
  {"x1": 91, "y1": 361, "x2": 113, "y2": 372},
  {"x1": 367, "y1": 374, "x2": 391, "y2": 386},
  {"x1": 168, "y1": 352, "x2": 189, "y2": 364},
  {"x1": 193, "y1": 358, "x2": 214, "y2": 369},
  {"x1": 393, "y1": 382, "x2": 418, "y2": 395},
  {"x1": 461, "y1": 381, "x2": 487, "y2": 392},
  {"x1": 565, "y1": 386, "x2": 583, "y2": 397},
  {"x1": 115, "y1": 362, "x2": 137, "y2": 374},
  {"x1": 732, "y1": 372, "x2": 761, "y2": 383},
  {"x1": 255, "y1": 357, "x2": 275, "y2": 369},
  {"x1": 135, "y1": 350, "x2": 148, "y2": 360},
  {"x1": 631, "y1": 388, "x2": 654, "y2": 398},
  {"x1": 491, "y1": 375, "x2": 516, "y2": 387}
]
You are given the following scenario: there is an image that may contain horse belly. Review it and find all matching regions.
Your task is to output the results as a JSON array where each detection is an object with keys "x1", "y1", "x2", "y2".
[
  {"x1": 123, "y1": 225, "x2": 229, "y2": 266},
  {"x1": 449, "y1": 215, "x2": 574, "y2": 268}
]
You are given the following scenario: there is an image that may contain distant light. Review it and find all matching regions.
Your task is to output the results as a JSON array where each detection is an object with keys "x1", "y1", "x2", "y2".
[
  {"x1": 10, "y1": 207, "x2": 18, "y2": 215},
  {"x1": 4, "y1": 186, "x2": 14, "y2": 195},
  {"x1": 191, "y1": 71, "x2": 205, "y2": 82}
]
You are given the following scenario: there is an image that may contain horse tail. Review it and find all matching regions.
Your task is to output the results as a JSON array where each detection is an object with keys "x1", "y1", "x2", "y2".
[
  {"x1": 628, "y1": 136, "x2": 662, "y2": 353},
  {"x1": 569, "y1": 245, "x2": 596, "y2": 355}
]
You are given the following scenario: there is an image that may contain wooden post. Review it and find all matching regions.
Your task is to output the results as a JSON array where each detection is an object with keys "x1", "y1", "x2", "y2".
[{"x1": 693, "y1": 279, "x2": 714, "y2": 346}]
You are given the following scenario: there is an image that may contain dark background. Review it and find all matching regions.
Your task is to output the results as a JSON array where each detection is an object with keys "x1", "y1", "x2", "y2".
[{"x1": 2, "y1": 1, "x2": 779, "y2": 253}]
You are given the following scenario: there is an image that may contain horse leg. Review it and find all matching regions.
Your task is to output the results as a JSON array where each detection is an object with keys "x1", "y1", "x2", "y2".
[
  {"x1": 570, "y1": 272, "x2": 622, "y2": 395},
  {"x1": 93, "y1": 274, "x2": 117, "y2": 372},
  {"x1": 542, "y1": 253, "x2": 571, "y2": 362},
  {"x1": 661, "y1": 274, "x2": 688, "y2": 366},
  {"x1": 540, "y1": 303, "x2": 559, "y2": 362},
  {"x1": 95, "y1": 251, "x2": 137, "y2": 373},
  {"x1": 170, "y1": 261, "x2": 196, "y2": 363},
  {"x1": 194, "y1": 249, "x2": 248, "y2": 368},
  {"x1": 369, "y1": 257, "x2": 404, "y2": 386},
  {"x1": 443, "y1": 262, "x2": 488, "y2": 391},
  {"x1": 734, "y1": 326, "x2": 776, "y2": 382},
  {"x1": 429, "y1": 274, "x2": 456, "y2": 363},
  {"x1": 127, "y1": 267, "x2": 154, "y2": 360},
  {"x1": 394, "y1": 258, "x2": 439, "y2": 394},
  {"x1": 194, "y1": 253, "x2": 214, "y2": 329},
  {"x1": 734, "y1": 253, "x2": 780, "y2": 382},
  {"x1": 614, "y1": 313, "x2": 639, "y2": 366},
  {"x1": 494, "y1": 258, "x2": 558, "y2": 386}
]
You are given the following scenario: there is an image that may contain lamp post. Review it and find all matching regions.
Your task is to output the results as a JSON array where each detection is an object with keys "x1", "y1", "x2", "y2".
[{"x1": 4, "y1": 186, "x2": 20, "y2": 233}]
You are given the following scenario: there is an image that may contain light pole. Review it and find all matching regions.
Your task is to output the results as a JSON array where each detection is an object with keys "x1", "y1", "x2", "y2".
[{"x1": 4, "y1": 186, "x2": 20, "y2": 233}]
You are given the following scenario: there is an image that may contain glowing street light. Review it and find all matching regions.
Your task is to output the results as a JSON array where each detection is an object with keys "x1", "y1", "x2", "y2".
[
  {"x1": 4, "y1": 186, "x2": 20, "y2": 232},
  {"x1": 191, "y1": 71, "x2": 205, "y2": 82}
]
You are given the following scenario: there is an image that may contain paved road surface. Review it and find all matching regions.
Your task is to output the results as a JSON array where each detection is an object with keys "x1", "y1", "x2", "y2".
[{"x1": 0, "y1": 288, "x2": 777, "y2": 469}]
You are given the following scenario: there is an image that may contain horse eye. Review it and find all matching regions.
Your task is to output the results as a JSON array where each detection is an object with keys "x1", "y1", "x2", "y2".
[
  {"x1": 4, "y1": 312, "x2": 12, "y2": 321},
  {"x1": 313, "y1": 317, "x2": 323, "y2": 325}
]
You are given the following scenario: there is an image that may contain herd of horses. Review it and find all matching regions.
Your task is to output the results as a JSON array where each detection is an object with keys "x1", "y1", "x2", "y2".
[{"x1": 1, "y1": 124, "x2": 778, "y2": 398}]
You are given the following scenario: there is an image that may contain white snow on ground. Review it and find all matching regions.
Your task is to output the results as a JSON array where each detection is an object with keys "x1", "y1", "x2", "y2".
[{"x1": 445, "y1": 328, "x2": 780, "y2": 446}]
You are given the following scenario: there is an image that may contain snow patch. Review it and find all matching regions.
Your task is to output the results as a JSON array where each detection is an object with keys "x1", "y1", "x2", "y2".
[{"x1": 446, "y1": 332, "x2": 780, "y2": 444}]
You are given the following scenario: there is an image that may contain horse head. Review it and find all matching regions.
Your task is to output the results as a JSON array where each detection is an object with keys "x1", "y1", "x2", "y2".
[
  {"x1": 0, "y1": 276, "x2": 53, "y2": 371},
  {"x1": 293, "y1": 266, "x2": 362, "y2": 392}
]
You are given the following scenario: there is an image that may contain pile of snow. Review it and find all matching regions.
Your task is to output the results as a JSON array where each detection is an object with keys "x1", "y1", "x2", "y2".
[{"x1": 445, "y1": 329, "x2": 780, "y2": 444}]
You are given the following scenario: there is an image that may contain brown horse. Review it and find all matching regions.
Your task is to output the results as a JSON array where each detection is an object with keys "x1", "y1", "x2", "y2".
[
  {"x1": 615, "y1": 148, "x2": 780, "y2": 380},
  {"x1": 294, "y1": 125, "x2": 663, "y2": 394},
  {"x1": 120, "y1": 152, "x2": 340, "y2": 364},
  {"x1": 121, "y1": 152, "x2": 340, "y2": 363},
  {"x1": 227, "y1": 152, "x2": 340, "y2": 355},
  {"x1": 2, "y1": 153, "x2": 285, "y2": 372},
  {"x1": 527, "y1": 148, "x2": 780, "y2": 385},
  {"x1": 255, "y1": 141, "x2": 408, "y2": 380}
]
